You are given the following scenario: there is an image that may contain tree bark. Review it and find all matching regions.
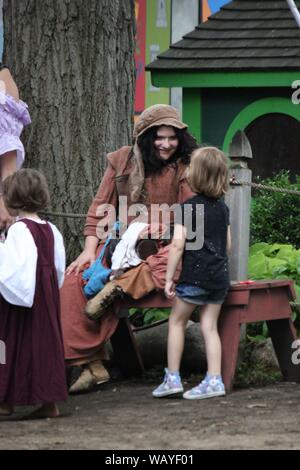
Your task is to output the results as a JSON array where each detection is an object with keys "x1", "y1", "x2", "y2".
[{"x1": 3, "y1": 0, "x2": 135, "y2": 261}]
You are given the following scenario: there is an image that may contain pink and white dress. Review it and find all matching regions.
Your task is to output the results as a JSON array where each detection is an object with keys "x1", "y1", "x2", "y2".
[{"x1": 0, "y1": 91, "x2": 31, "y2": 167}]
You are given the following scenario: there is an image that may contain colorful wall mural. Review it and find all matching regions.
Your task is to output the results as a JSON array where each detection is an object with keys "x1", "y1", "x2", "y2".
[
  {"x1": 134, "y1": 0, "x2": 171, "y2": 116},
  {"x1": 145, "y1": 0, "x2": 171, "y2": 109},
  {"x1": 134, "y1": 0, "x2": 147, "y2": 115},
  {"x1": 202, "y1": 0, "x2": 230, "y2": 20}
]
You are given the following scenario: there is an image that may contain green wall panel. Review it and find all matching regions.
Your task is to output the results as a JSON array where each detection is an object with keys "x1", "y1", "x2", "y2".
[
  {"x1": 182, "y1": 88, "x2": 202, "y2": 143},
  {"x1": 201, "y1": 88, "x2": 293, "y2": 149},
  {"x1": 151, "y1": 71, "x2": 300, "y2": 89}
]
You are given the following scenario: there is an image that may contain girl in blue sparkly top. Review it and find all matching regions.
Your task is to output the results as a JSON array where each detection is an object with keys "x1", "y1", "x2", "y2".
[{"x1": 153, "y1": 146, "x2": 231, "y2": 400}]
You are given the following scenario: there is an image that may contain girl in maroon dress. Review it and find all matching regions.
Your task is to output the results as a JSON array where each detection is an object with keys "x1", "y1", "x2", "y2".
[{"x1": 0, "y1": 169, "x2": 67, "y2": 418}]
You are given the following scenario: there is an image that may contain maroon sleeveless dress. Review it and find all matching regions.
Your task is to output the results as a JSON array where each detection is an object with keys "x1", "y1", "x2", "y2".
[{"x1": 0, "y1": 219, "x2": 67, "y2": 406}]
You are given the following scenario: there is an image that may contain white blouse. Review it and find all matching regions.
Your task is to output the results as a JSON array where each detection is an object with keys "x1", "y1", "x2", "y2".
[{"x1": 0, "y1": 219, "x2": 65, "y2": 308}]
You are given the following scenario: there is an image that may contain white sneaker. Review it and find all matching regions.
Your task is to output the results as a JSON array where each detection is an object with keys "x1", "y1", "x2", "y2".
[
  {"x1": 152, "y1": 369, "x2": 183, "y2": 398},
  {"x1": 183, "y1": 374, "x2": 225, "y2": 400}
]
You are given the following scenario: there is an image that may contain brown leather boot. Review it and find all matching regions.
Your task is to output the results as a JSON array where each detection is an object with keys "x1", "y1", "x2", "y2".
[
  {"x1": 69, "y1": 361, "x2": 109, "y2": 394},
  {"x1": 89, "y1": 360, "x2": 110, "y2": 385},
  {"x1": 0, "y1": 403, "x2": 14, "y2": 416},
  {"x1": 69, "y1": 366, "x2": 94, "y2": 394},
  {"x1": 85, "y1": 281, "x2": 123, "y2": 320}
]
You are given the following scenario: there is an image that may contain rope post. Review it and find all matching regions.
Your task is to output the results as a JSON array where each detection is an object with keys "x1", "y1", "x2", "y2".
[{"x1": 226, "y1": 130, "x2": 252, "y2": 281}]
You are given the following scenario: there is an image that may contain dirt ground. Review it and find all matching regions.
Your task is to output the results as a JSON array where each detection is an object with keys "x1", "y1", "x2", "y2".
[{"x1": 1, "y1": 377, "x2": 300, "y2": 450}]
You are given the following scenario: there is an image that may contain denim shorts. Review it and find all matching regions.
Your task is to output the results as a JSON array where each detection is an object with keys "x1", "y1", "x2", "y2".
[{"x1": 175, "y1": 283, "x2": 228, "y2": 305}]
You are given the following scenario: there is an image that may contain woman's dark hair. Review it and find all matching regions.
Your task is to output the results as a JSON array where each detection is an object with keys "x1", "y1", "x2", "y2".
[
  {"x1": 137, "y1": 126, "x2": 198, "y2": 176},
  {"x1": 3, "y1": 168, "x2": 50, "y2": 213}
]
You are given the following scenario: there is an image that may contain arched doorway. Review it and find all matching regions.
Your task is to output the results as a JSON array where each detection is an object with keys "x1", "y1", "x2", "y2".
[
  {"x1": 245, "y1": 113, "x2": 300, "y2": 180},
  {"x1": 223, "y1": 97, "x2": 300, "y2": 180}
]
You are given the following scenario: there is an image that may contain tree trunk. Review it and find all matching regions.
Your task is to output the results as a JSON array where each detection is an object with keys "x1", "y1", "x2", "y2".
[{"x1": 3, "y1": 0, "x2": 135, "y2": 261}]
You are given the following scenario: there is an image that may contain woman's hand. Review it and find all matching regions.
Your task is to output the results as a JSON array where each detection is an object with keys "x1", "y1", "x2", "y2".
[
  {"x1": 66, "y1": 249, "x2": 96, "y2": 276},
  {"x1": 164, "y1": 280, "x2": 175, "y2": 299},
  {"x1": 66, "y1": 235, "x2": 99, "y2": 276}
]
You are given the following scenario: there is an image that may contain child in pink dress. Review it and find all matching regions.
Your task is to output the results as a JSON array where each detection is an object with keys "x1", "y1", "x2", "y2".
[
  {"x1": 0, "y1": 66, "x2": 31, "y2": 230},
  {"x1": 0, "y1": 169, "x2": 67, "y2": 418}
]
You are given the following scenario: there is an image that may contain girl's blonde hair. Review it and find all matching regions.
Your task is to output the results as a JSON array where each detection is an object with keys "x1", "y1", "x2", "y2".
[{"x1": 188, "y1": 146, "x2": 229, "y2": 198}]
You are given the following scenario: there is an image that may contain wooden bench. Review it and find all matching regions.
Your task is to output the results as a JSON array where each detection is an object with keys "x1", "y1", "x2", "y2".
[{"x1": 110, "y1": 279, "x2": 300, "y2": 391}]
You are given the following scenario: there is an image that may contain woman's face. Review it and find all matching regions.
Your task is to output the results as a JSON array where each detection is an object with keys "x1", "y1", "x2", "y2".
[{"x1": 154, "y1": 126, "x2": 179, "y2": 161}]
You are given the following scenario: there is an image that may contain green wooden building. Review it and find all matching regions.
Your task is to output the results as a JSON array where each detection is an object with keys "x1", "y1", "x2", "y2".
[{"x1": 146, "y1": 0, "x2": 300, "y2": 179}]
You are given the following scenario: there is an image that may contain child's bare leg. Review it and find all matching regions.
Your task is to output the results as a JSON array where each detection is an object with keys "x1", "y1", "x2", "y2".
[
  {"x1": 199, "y1": 303, "x2": 222, "y2": 375},
  {"x1": 168, "y1": 297, "x2": 196, "y2": 372},
  {"x1": 0, "y1": 403, "x2": 14, "y2": 416},
  {"x1": 26, "y1": 402, "x2": 60, "y2": 419}
]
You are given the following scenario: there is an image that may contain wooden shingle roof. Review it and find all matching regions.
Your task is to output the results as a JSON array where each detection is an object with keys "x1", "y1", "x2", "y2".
[{"x1": 146, "y1": 0, "x2": 300, "y2": 72}]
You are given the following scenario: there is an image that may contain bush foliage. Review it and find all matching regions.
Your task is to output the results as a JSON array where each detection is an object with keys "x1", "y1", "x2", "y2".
[{"x1": 250, "y1": 171, "x2": 300, "y2": 248}]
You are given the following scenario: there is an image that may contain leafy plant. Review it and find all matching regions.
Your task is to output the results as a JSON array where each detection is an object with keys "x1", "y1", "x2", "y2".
[
  {"x1": 248, "y1": 242, "x2": 300, "y2": 302},
  {"x1": 247, "y1": 321, "x2": 269, "y2": 344},
  {"x1": 129, "y1": 307, "x2": 170, "y2": 327},
  {"x1": 248, "y1": 242, "x2": 300, "y2": 340}
]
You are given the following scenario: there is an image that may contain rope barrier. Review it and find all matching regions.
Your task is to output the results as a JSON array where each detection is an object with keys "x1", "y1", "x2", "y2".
[
  {"x1": 42, "y1": 179, "x2": 300, "y2": 219},
  {"x1": 41, "y1": 185, "x2": 299, "y2": 311},
  {"x1": 41, "y1": 210, "x2": 87, "y2": 219},
  {"x1": 231, "y1": 179, "x2": 300, "y2": 196}
]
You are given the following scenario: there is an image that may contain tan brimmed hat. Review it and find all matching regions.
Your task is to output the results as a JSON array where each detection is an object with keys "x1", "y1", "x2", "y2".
[
  {"x1": 133, "y1": 104, "x2": 188, "y2": 139},
  {"x1": 129, "y1": 104, "x2": 188, "y2": 202}
]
